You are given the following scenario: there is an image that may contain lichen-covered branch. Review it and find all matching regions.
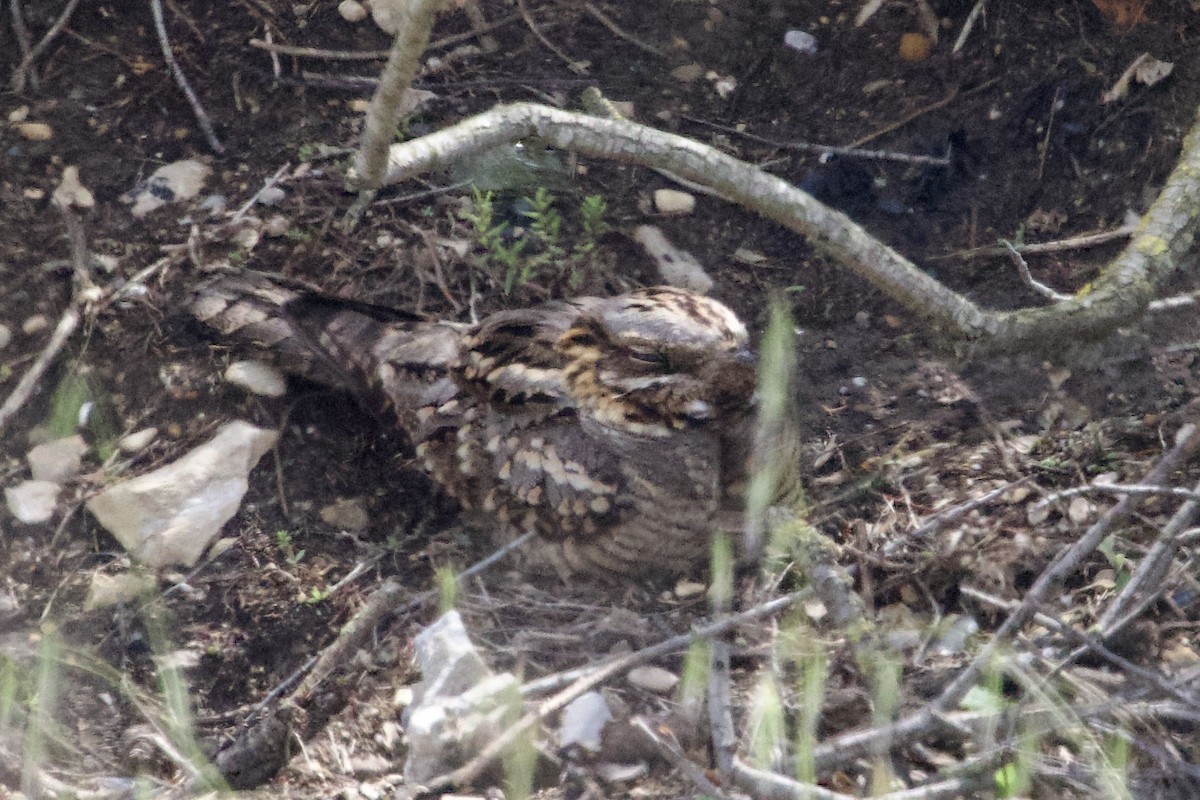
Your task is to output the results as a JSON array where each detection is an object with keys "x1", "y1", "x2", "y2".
[{"x1": 374, "y1": 101, "x2": 1200, "y2": 357}]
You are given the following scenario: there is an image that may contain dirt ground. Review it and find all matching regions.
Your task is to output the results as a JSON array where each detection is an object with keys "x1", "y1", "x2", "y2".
[{"x1": 2, "y1": 0, "x2": 1200, "y2": 797}]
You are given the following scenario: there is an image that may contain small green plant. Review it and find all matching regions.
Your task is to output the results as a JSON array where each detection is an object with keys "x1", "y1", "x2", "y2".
[
  {"x1": 296, "y1": 142, "x2": 319, "y2": 162},
  {"x1": 435, "y1": 565, "x2": 458, "y2": 613},
  {"x1": 303, "y1": 586, "x2": 332, "y2": 604},
  {"x1": 458, "y1": 187, "x2": 609, "y2": 294},
  {"x1": 275, "y1": 529, "x2": 305, "y2": 565}
]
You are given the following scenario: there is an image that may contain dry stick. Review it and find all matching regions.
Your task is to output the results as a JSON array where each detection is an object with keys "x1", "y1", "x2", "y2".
[
  {"x1": 931, "y1": 223, "x2": 1138, "y2": 261},
  {"x1": 952, "y1": 0, "x2": 987, "y2": 54},
  {"x1": 848, "y1": 78, "x2": 999, "y2": 148},
  {"x1": 1039, "y1": 481, "x2": 1200, "y2": 507},
  {"x1": 0, "y1": 201, "x2": 96, "y2": 435},
  {"x1": 346, "y1": 0, "x2": 443, "y2": 218},
  {"x1": 419, "y1": 588, "x2": 812, "y2": 792},
  {"x1": 1093, "y1": 475, "x2": 1200, "y2": 639},
  {"x1": 682, "y1": 114, "x2": 951, "y2": 167},
  {"x1": 630, "y1": 717, "x2": 733, "y2": 800},
  {"x1": 810, "y1": 422, "x2": 1200, "y2": 772},
  {"x1": 10, "y1": 0, "x2": 81, "y2": 92},
  {"x1": 516, "y1": 0, "x2": 587, "y2": 75},
  {"x1": 282, "y1": 531, "x2": 535, "y2": 708},
  {"x1": 8, "y1": 0, "x2": 36, "y2": 90},
  {"x1": 149, "y1": 0, "x2": 225, "y2": 154},
  {"x1": 1002, "y1": 239, "x2": 1071, "y2": 303},
  {"x1": 247, "y1": 12, "x2": 522, "y2": 60},
  {"x1": 583, "y1": 2, "x2": 665, "y2": 58},
  {"x1": 728, "y1": 757, "x2": 858, "y2": 800},
  {"x1": 961, "y1": 586, "x2": 1200, "y2": 714}
]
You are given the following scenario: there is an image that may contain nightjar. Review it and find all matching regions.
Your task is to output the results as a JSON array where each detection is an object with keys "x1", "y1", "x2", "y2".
[{"x1": 190, "y1": 272, "x2": 759, "y2": 578}]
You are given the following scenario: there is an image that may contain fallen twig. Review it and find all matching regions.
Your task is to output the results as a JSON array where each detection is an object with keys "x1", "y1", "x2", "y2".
[
  {"x1": 682, "y1": 114, "x2": 952, "y2": 167},
  {"x1": 10, "y1": 0, "x2": 81, "y2": 92},
  {"x1": 149, "y1": 0, "x2": 225, "y2": 154},
  {"x1": 810, "y1": 423, "x2": 1200, "y2": 771},
  {"x1": 631, "y1": 717, "x2": 732, "y2": 800},
  {"x1": 930, "y1": 223, "x2": 1138, "y2": 261},
  {"x1": 1002, "y1": 239, "x2": 1071, "y2": 303},
  {"x1": 516, "y1": 0, "x2": 587, "y2": 75}
]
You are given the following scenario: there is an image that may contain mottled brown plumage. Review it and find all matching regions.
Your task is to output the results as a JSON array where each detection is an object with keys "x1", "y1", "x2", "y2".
[{"x1": 190, "y1": 272, "x2": 758, "y2": 578}]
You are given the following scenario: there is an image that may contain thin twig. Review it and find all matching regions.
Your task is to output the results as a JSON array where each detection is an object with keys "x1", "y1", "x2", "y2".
[
  {"x1": 1094, "y1": 474, "x2": 1200, "y2": 639},
  {"x1": 683, "y1": 114, "x2": 951, "y2": 167},
  {"x1": 811, "y1": 423, "x2": 1200, "y2": 771},
  {"x1": 583, "y1": 2, "x2": 665, "y2": 58},
  {"x1": 246, "y1": 12, "x2": 523, "y2": 61},
  {"x1": 849, "y1": 78, "x2": 999, "y2": 149},
  {"x1": 516, "y1": 0, "x2": 587, "y2": 75},
  {"x1": 10, "y1": 0, "x2": 82, "y2": 92},
  {"x1": 1039, "y1": 481, "x2": 1200, "y2": 507},
  {"x1": 150, "y1": 0, "x2": 226, "y2": 154},
  {"x1": 1002, "y1": 239, "x2": 1071, "y2": 302},
  {"x1": 8, "y1": 0, "x2": 37, "y2": 90},
  {"x1": 930, "y1": 223, "x2": 1137, "y2": 261},
  {"x1": 952, "y1": 0, "x2": 987, "y2": 54},
  {"x1": 631, "y1": 717, "x2": 732, "y2": 799}
]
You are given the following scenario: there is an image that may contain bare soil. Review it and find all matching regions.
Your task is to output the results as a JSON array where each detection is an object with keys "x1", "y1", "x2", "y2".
[{"x1": 2, "y1": 1, "x2": 1200, "y2": 797}]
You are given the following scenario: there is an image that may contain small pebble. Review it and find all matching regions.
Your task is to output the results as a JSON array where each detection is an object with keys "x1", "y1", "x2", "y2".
[
  {"x1": 652, "y1": 188, "x2": 696, "y2": 215},
  {"x1": 27, "y1": 435, "x2": 89, "y2": 483},
  {"x1": 119, "y1": 427, "x2": 159, "y2": 454},
  {"x1": 783, "y1": 30, "x2": 818, "y2": 55},
  {"x1": 626, "y1": 665, "x2": 679, "y2": 694},
  {"x1": 224, "y1": 360, "x2": 287, "y2": 397},
  {"x1": 670, "y1": 63, "x2": 704, "y2": 83},
  {"x1": 17, "y1": 121, "x2": 53, "y2": 141},
  {"x1": 854, "y1": 310, "x2": 871, "y2": 330},
  {"x1": 851, "y1": 376, "x2": 868, "y2": 389},
  {"x1": 5, "y1": 480, "x2": 61, "y2": 524},
  {"x1": 22, "y1": 315, "x2": 49, "y2": 335},
  {"x1": 899, "y1": 32, "x2": 933, "y2": 62},
  {"x1": 319, "y1": 497, "x2": 371, "y2": 532},
  {"x1": 0, "y1": 323, "x2": 11, "y2": 351},
  {"x1": 338, "y1": 0, "x2": 367, "y2": 22},
  {"x1": 257, "y1": 186, "x2": 286, "y2": 207},
  {"x1": 263, "y1": 215, "x2": 290, "y2": 238}
]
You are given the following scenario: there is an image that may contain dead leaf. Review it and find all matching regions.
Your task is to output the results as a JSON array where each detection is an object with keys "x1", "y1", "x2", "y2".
[{"x1": 1102, "y1": 52, "x2": 1173, "y2": 104}]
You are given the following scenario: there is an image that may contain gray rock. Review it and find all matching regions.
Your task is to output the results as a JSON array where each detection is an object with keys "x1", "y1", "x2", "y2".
[
  {"x1": 5, "y1": 480, "x2": 61, "y2": 523},
  {"x1": 27, "y1": 434, "x2": 88, "y2": 482},
  {"x1": 559, "y1": 691, "x2": 611, "y2": 753},
  {"x1": 224, "y1": 360, "x2": 287, "y2": 398},
  {"x1": 85, "y1": 421, "x2": 277, "y2": 567}
]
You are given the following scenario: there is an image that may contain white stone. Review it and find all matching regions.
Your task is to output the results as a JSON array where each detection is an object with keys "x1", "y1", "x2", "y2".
[
  {"x1": 632, "y1": 225, "x2": 713, "y2": 294},
  {"x1": 124, "y1": 159, "x2": 212, "y2": 218},
  {"x1": 404, "y1": 672, "x2": 519, "y2": 785},
  {"x1": 626, "y1": 665, "x2": 679, "y2": 694},
  {"x1": 27, "y1": 435, "x2": 88, "y2": 482},
  {"x1": 403, "y1": 610, "x2": 521, "y2": 783},
  {"x1": 224, "y1": 360, "x2": 287, "y2": 397},
  {"x1": 22, "y1": 315, "x2": 49, "y2": 336},
  {"x1": 84, "y1": 572, "x2": 158, "y2": 611},
  {"x1": 652, "y1": 188, "x2": 696, "y2": 215},
  {"x1": 118, "y1": 427, "x2": 159, "y2": 453},
  {"x1": 5, "y1": 480, "x2": 61, "y2": 524},
  {"x1": 85, "y1": 421, "x2": 278, "y2": 567},
  {"x1": 338, "y1": 0, "x2": 367, "y2": 21},
  {"x1": 412, "y1": 611, "x2": 491, "y2": 701},
  {"x1": 0, "y1": 323, "x2": 11, "y2": 351},
  {"x1": 560, "y1": 691, "x2": 611, "y2": 753}
]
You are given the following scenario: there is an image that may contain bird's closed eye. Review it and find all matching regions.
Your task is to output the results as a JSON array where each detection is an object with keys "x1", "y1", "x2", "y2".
[{"x1": 629, "y1": 349, "x2": 668, "y2": 368}]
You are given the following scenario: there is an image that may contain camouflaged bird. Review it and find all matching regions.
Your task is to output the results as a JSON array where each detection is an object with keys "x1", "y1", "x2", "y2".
[{"x1": 190, "y1": 272, "x2": 758, "y2": 578}]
